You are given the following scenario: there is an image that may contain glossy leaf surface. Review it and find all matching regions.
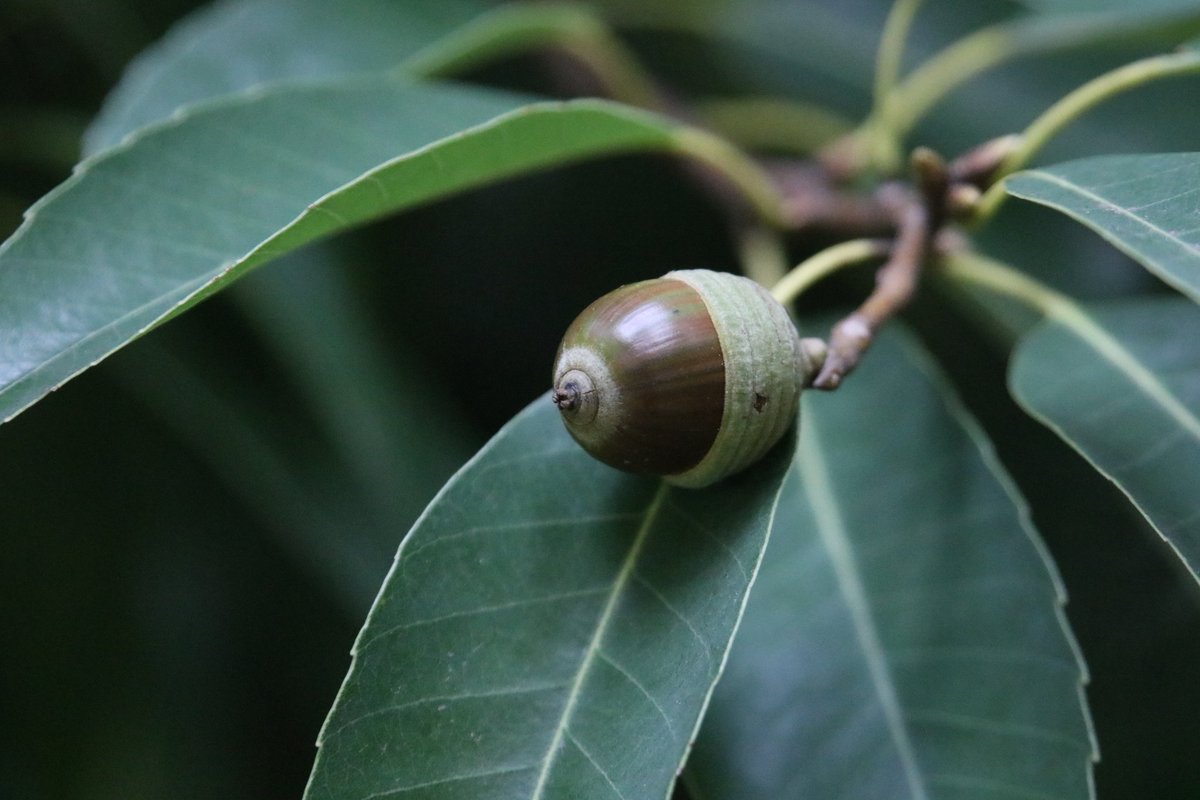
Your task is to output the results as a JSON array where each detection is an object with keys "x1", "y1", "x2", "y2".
[
  {"x1": 305, "y1": 398, "x2": 795, "y2": 800},
  {"x1": 0, "y1": 77, "x2": 774, "y2": 425},
  {"x1": 84, "y1": 0, "x2": 487, "y2": 154},
  {"x1": 691, "y1": 326, "x2": 1095, "y2": 799},
  {"x1": 1011, "y1": 297, "x2": 1200, "y2": 581},
  {"x1": 1007, "y1": 154, "x2": 1200, "y2": 304}
]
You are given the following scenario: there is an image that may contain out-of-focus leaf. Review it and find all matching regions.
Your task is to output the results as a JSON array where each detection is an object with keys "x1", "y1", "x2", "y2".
[
  {"x1": 0, "y1": 77, "x2": 777, "y2": 426},
  {"x1": 111, "y1": 333, "x2": 391, "y2": 613},
  {"x1": 1006, "y1": 154, "x2": 1200, "y2": 305},
  {"x1": 304, "y1": 398, "x2": 795, "y2": 800},
  {"x1": 1011, "y1": 297, "x2": 1200, "y2": 582},
  {"x1": 231, "y1": 245, "x2": 478, "y2": 541},
  {"x1": 1013, "y1": 0, "x2": 1200, "y2": 13},
  {"x1": 0, "y1": 108, "x2": 87, "y2": 171},
  {"x1": 403, "y1": 2, "x2": 665, "y2": 109},
  {"x1": 84, "y1": 0, "x2": 487, "y2": 154},
  {"x1": 690, "y1": 325, "x2": 1095, "y2": 800},
  {"x1": 107, "y1": 242, "x2": 482, "y2": 613}
]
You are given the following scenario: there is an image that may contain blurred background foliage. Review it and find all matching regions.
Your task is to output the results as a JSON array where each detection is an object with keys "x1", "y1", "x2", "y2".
[{"x1": 1, "y1": 1, "x2": 1197, "y2": 798}]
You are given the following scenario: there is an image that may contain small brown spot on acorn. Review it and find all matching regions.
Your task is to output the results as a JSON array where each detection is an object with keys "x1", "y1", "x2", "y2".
[{"x1": 753, "y1": 392, "x2": 768, "y2": 412}]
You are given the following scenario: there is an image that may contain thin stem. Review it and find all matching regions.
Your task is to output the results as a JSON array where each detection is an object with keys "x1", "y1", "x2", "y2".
[
  {"x1": 814, "y1": 200, "x2": 928, "y2": 388},
  {"x1": 407, "y1": 4, "x2": 666, "y2": 110},
  {"x1": 938, "y1": 249, "x2": 1070, "y2": 317},
  {"x1": 738, "y1": 223, "x2": 790, "y2": 288},
  {"x1": 883, "y1": 24, "x2": 1015, "y2": 138},
  {"x1": 939, "y1": 250, "x2": 1191, "y2": 427},
  {"x1": 770, "y1": 238, "x2": 891, "y2": 305},
  {"x1": 693, "y1": 97, "x2": 852, "y2": 155},
  {"x1": 973, "y1": 50, "x2": 1200, "y2": 222},
  {"x1": 671, "y1": 128, "x2": 788, "y2": 227},
  {"x1": 875, "y1": 0, "x2": 926, "y2": 106},
  {"x1": 868, "y1": 0, "x2": 926, "y2": 170}
]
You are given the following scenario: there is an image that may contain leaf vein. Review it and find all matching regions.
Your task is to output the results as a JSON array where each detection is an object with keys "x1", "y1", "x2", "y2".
[
  {"x1": 908, "y1": 707, "x2": 1087, "y2": 751},
  {"x1": 324, "y1": 682, "x2": 570, "y2": 744},
  {"x1": 1021, "y1": 169, "x2": 1200, "y2": 256},
  {"x1": 800, "y1": 418, "x2": 929, "y2": 800},
  {"x1": 633, "y1": 573, "x2": 712, "y2": 666},
  {"x1": 565, "y1": 730, "x2": 628, "y2": 800},
  {"x1": 529, "y1": 484, "x2": 669, "y2": 799},
  {"x1": 357, "y1": 763, "x2": 538, "y2": 799},
  {"x1": 597, "y1": 649, "x2": 677, "y2": 738},
  {"x1": 663, "y1": 500, "x2": 749, "y2": 580},
  {"x1": 356, "y1": 585, "x2": 611, "y2": 654}
]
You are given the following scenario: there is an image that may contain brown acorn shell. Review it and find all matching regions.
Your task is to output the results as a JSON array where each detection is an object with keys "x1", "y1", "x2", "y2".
[{"x1": 553, "y1": 278, "x2": 726, "y2": 476}]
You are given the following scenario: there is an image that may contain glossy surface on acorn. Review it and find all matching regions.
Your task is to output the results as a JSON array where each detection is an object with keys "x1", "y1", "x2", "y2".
[{"x1": 552, "y1": 269, "x2": 825, "y2": 488}]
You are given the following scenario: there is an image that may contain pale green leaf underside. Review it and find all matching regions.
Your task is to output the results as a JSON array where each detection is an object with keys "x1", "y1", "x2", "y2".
[
  {"x1": 691, "y1": 326, "x2": 1094, "y2": 800},
  {"x1": 0, "y1": 76, "x2": 774, "y2": 425},
  {"x1": 304, "y1": 398, "x2": 795, "y2": 800},
  {"x1": 84, "y1": 0, "x2": 488, "y2": 154},
  {"x1": 1011, "y1": 297, "x2": 1200, "y2": 582},
  {"x1": 1006, "y1": 154, "x2": 1200, "y2": 304}
]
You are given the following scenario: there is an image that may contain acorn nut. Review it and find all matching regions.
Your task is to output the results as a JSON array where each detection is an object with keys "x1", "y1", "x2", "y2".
[{"x1": 552, "y1": 269, "x2": 826, "y2": 488}]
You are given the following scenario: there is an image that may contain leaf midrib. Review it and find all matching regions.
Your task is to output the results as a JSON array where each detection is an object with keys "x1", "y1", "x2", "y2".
[
  {"x1": 799, "y1": 413, "x2": 930, "y2": 800},
  {"x1": 1044, "y1": 304, "x2": 1200, "y2": 443},
  {"x1": 1010, "y1": 168, "x2": 1200, "y2": 302},
  {"x1": 529, "y1": 482, "x2": 669, "y2": 800},
  {"x1": 1018, "y1": 168, "x2": 1197, "y2": 251}
]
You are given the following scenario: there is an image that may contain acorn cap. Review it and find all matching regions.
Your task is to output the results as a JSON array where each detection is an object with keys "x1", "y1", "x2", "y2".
[{"x1": 665, "y1": 269, "x2": 808, "y2": 487}]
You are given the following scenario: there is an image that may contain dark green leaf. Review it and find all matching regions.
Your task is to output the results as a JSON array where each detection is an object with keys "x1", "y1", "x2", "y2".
[
  {"x1": 230, "y1": 245, "x2": 478, "y2": 540},
  {"x1": 1013, "y1": 0, "x2": 1200, "y2": 14},
  {"x1": 304, "y1": 397, "x2": 796, "y2": 800},
  {"x1": 690, "y1": 325, "x2": 1095, "y2": 799},
  {"x1": 0, "y1": 77, "x2": 775, "y2": 425},
  {"x1": 1006, "y1": 154, "x2": 1200, "y2": 305},
  {"x1": 1011, "y1": 296, "x2": 1200, "y2": 582},
  {"x1": 84, "y1": 0, "x2": 488, "y2": 154},
  {"x1": 109, "y1": 243, "x2": 481, "y2": 613}
]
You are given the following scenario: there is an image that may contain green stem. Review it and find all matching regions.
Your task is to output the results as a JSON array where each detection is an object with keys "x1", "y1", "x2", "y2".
[
  {"x1": 671, "y1": 128, "x2": 788, "y2": 226},
  {"x1": 870, "y1": 0, "x2": 925, "y2": 168},
  {"x1": 738, "y1": 224, "x2": 790, "y2": 287},
  {"x1": 883, "y1": 24, "x2": 1016, "y2": 139},
  {"x1": 406, "y1": 3, "x2": 665, "y2": 110},
  {"x1": 938, "y1": 250, "x2": 1071, "y2": 317},
  {"x1": 973, "y1": 50, "x2": 1200, "y2": 222},
  {"x1": 693, "y1": 97, "x2": 852, "y2": 155},
  {"x1": 771, "y1": 238, "x2": 891, "y2": 305},
  {"x1": 940, "y1": 251, "x2": 1193, "y2": 426},
  {"x1": 875, "y1": 0, "x2": 926, "y2": 105}
]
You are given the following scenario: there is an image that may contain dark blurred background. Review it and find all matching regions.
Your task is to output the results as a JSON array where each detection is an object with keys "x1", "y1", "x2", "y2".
[{"x1": 2, "y1": 1, "x2": 1198, "y2": 798}]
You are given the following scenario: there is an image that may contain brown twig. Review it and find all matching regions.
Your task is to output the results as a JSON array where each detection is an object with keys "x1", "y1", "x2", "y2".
[
  {"x1": 811, "y1": 149, "x2": 948, "y2": 389},
  {"x1": 767, "y1": 160, "x2": 898, "y2": 235},
  {"x1": 947, "y1": 134, "x2": 1022, "y2": 188}
]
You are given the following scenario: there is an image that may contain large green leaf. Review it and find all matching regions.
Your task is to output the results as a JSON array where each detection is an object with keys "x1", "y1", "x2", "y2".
[
  {"x1": 83, "y1": 0, "x2": 488, "y2": 154},
  {"x1": 1006, "y1": 154, "x2": 1200, "y2": 305},
  {"x1": 690, "y1": 326, "x2": 1095, "y2": 799},
  {"x1": 0, "y1": 77, "x2": 776, "y2": 425},
  {"x1": 304, "y1": 397, "x2": 795, "y2": 800},
  {"x1": 1011, "y1": 297, "x2": 1200, "y2": 582}
]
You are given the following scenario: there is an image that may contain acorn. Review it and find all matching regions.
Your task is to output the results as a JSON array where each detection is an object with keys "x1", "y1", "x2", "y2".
[{"x1": 551, "y1": 269, "x2": 826, "y2": 488}]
